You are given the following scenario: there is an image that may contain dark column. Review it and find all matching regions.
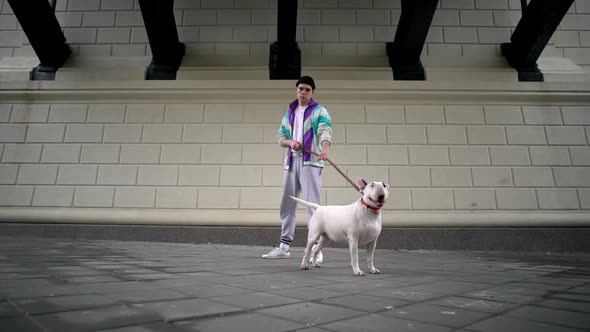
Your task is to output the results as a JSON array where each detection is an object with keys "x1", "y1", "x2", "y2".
[
  {"x1": 7, "y1": 0, "x2": 71, "y2": 80},
  {"x1": 269, "y1": 0, "x2": 301, "y2": 79},
  {"x1": 138, "y1": 0, "x2": 185, "y2": 80},
  {"x1": 501, "y1": 0, "x2": 575, "y2": 82},
  {"x1": 386, "y1": 0, "x2": 439, "y2": 80}
]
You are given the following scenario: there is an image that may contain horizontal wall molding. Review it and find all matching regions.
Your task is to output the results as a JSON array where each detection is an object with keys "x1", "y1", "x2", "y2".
[
  {"x1": 1, "y1": 223, "x2": 589, "y2": 251},
  {"x1": 0, "y1": 80, "x2": 589, "y2": 105},
  {"x1": 1, "y1": 207, "x2": 589, "y2": 228}
]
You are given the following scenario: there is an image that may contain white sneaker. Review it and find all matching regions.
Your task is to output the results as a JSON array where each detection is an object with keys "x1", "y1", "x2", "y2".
[
  {"x1": 262, "y1": 247, "x2": 290, "y2": 259},
  {"x1": 309, "y1": 244, "x2": 324, "y2": 264}
]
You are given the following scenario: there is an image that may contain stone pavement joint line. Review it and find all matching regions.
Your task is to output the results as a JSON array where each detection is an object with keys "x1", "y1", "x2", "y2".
[{"x1": 0, "y1": 236, "x2": 589, "y2": 332}]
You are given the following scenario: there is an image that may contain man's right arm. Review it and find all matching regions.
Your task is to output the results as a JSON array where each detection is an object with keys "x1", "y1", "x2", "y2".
[{"x1": 277, "y1": 110, "x2": 301, "y2": 151}]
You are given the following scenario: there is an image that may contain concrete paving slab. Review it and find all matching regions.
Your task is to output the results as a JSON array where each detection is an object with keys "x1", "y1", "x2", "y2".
[
  {"x1": 549, "y1": 292, "x2": 590, "y2": 302},
  {"x1": 0, "y1": 278, "x2": 54, "y2": 289},
  {"x1": 534, "y1": 298, "x2": 590, "y2": 313},
  {"x1": 319, "y1": 313, "x2": 452, "y2": 332},
  {"x1": 0, "y1": 300, "x2": 20, "y2": 318},
  {"x1": 131, "y1": 298, "x2": 243, "y2": 321},
  {"x1": 0, "y1": 236, "x2": 589, "y2": 332},
  {"x1": 293, "y1": 328, "x2": 332, "y2": 332},
  {"x1": 569, "y1": 284, "x2": 590, "y2": 293},
  {"x1": 172, "y1": 284, "x2": 251, "y2": 298},
  {"x1": 318, "y1": 294, "x2": 409, "y2": 312},
  {"x1": 97, "y1": 322, "x2": 191, "y2": 332},
  {"x1": 63, "y1": 275, "x2": 123, "y2": 284},
  {"x1": 268, "y1": 287, "x2": 349, "y2": 302},
  {"x1": 381, "y1": 302, "x2": 492, "y2": 328},
  {"x1": 0, "y1": 272, "x2": 51, "y2": 279},
  {"x1": 0, "y1": 316, "x2": 44, "y2": 332},
  {"x1": 506, "y1": 305, "x2": 590, "y2": 330},
  {"x1": 444, "y1": 273, "x2": 525, "y2": 285},
  {"x1": 460, "y1": 289, "x2": 541, "y2": 304},
  {"x1": 33, "y1": 305, "x2": 160, "y2": 331},
  {"x1": 177, "y1": 311, "x2": 306, "y2": 331},
  {"x1": 482, "y1": 282, "x2": 570, "y2": 296},
  {"x1": 467, "y1": 315, "x2": 585, "y2": 332},
  {"x1": 256, "y1": 302, "x2": 366, "y2": 326},
  {"x1": 14, "y1": 294, "x2": 117, "y2": 314},
  {"x1": 0, "y1": 284, "x2": 95, "y2": 299},
  {"x1": 103, "y1": 289, "x2": 191, "y2": 303},
  {"x1": 424, "y1": 296, "x2": 520, "y2": 314},
  {"x1": 208, "y1": 292, "x2": 301, "y2": 310},
  {"x1": 79, "y1": 281, "x2": 158, "y2": 294}
]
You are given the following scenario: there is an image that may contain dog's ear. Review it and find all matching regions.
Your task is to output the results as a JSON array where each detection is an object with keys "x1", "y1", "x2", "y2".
[
  {"x1": 383, "y1": 182, "x2": 389, "y2": 188},
  {"x1": 356, "y1": 177, "x2": 367, "y2": 191}
]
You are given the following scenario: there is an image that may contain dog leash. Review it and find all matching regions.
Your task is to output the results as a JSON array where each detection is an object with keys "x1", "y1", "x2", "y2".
[{"x1": 301, "y1": 147, "x2": 360, "y2": 192}]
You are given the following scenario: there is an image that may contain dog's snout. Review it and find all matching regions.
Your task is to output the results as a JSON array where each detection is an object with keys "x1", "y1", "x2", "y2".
[{"x1": 378, "y1": 194, "x2": 385, "y2": 201}]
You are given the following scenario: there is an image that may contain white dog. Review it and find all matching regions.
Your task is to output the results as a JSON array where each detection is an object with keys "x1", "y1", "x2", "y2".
[{"x1": 291, "y1": 177, "x2": 389, "y2": 276}]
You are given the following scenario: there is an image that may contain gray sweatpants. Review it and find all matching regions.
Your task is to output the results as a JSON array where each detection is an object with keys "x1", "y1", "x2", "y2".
[{"x1": 280, "y1": 153, "x2": 322, "y2": 247}]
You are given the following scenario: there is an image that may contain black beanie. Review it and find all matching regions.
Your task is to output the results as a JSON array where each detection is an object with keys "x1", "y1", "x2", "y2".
[{"x1": 296, "y1": 76, "x2": 316, "y2": 90}]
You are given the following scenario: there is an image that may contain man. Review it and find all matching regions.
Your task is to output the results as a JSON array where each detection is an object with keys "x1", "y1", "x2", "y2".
[{"x1": 262, "y1": 76, "x2": 332, "y2": 259}]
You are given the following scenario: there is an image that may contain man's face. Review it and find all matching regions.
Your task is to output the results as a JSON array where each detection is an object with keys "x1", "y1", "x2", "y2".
[{"x1": 296, "y1": 83, "x2": 314, "y2": 105}]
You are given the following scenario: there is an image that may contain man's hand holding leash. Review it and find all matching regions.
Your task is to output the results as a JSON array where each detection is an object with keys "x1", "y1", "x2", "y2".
[{"x1": 319, "y1": 140, "x2": 330, "y2": 161}]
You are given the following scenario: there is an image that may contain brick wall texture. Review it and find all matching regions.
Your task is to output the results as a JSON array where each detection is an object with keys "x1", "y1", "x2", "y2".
[
  {"x1": 1, "y1": 102, "x2": 589, "y2": 211},
  {"x1": 0, "y1": 0, "x2": 589, "y2": 215},
  {"x1": 0, "y1": 0, "x2": 589, "y2": 66}
]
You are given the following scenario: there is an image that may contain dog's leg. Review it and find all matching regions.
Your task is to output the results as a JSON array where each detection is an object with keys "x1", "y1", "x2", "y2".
[
  {"x1": 347, "y1": 236, "x2": 364, "y2": 276},
  {"x1": 366, "y1": 240, "x2": 380, "y2": 274},
  {"x1": 300, "y1": 240, "x2": 313, "y2": 270},
  {"x1": 312, "y1": 235, "x2": 330, "y2": 268},
  {"x1": 301, "y1": 234, "x2": 319, "y2": 270}
]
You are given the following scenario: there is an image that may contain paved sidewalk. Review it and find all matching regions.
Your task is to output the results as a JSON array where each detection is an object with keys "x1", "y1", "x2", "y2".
[{"x1": 1, "y1": 236, "x2": 589, "y2": 332}]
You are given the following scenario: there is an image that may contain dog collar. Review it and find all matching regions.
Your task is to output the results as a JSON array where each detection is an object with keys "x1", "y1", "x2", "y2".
[{"x1": 361, "y1": 199, "x2": 381, "y2": 211}]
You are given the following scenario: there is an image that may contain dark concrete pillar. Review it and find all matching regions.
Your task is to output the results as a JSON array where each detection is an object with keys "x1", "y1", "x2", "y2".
[
  {"x1": 7, "y1": 0, "x2": 71, "y2": 80},
  {"x1": 501, "y1": 0, "x2": 575, "y2": 81},
  {"x1": 138, "y1": 0, "x2": 185, "y2": 80},
  {"x1": 269, "y1": 0, "x2": 301, "y2": 79},
  {"x1": 386, "y1": 0, "x2": 439, "y2": 80}
]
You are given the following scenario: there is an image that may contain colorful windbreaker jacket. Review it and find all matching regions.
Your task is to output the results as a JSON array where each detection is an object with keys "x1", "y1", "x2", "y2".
[{"x1": 277, "y1": 98, "x2": 332, "y2": 169}]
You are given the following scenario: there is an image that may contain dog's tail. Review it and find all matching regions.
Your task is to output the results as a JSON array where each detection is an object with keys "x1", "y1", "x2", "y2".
[{"x1": 289, "y1": 196, "x2": 321, "y2": 209}]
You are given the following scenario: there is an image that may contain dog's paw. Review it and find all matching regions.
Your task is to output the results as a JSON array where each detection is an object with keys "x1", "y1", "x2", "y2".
[
  {"x1": 313, "y1": 263, "x2": 321, "y2": 268},
  {"x1": 301, "y1": 263, "x2": 310, "y2": 270},
  {"x1": 369, "y1": 268, "x2": 381, "y2": 274},
  {"x1": 353, "y1": 270, "x2": 365, "y2": 276}
]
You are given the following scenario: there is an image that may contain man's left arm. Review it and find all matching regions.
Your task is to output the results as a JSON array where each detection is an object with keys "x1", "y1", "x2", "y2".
[
  {"x1": 319, "y1": 140, "x2": 330, "y2": 160},
  {"x1": 317, "y1": 107, "x2": 332, "y2": 160}
]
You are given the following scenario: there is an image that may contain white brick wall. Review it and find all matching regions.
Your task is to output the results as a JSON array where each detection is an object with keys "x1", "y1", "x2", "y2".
[
  {"x1": 49, "y1": 105, "x2": 87, "y2": 123},
  {"x1": 73, "y1": 186, "x2": 114, "y2": 207},
  {"x1": 33, "y1": 186, "x2": 74, "y2": 206},
  {"x1": 1, "y1": 0, "x2": 589, "y2": 66},
  {"x1": 0, "y1": 186, "x2": 33, "y2": 206},
  {"x1": 496, "y1": 188, "x2": 537, "y2": 209},
  {"x1": 2, "y1": 144, "x2": 42, "y2": 163},
  {"x1": 0, "y1": 97, "x2": 589, "y2": 213},
  {"x1": 65, "y1": 124, "x2": 103, "y2": 142},
  {"x1": 156, "y1": 187, "x2": 197, "y2": 208},
  {"x1": 57, "y1": 165, "x2": 97, "y2": 184},
  {"x1": 0, "y1": 164, "x2": 18, "y2": 184},
  {"x1": 114, "y1": 187, "x2": 155, "y2": 208},
  {"x1": 97, "y1": 165, "x2": 136, "y2": 185},
  {"x1": 43, "y1": 144, "x2": 81, "y2": 163},
  {"x1": 454, "y1": 188, "x2": 495, "y2": 209},
  {"x1": 17, "y1": 165, "x2": 58, "y2": 184}
]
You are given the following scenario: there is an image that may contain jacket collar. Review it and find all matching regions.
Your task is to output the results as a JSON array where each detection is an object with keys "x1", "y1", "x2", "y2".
[{"x1": 289, "y1": 98, "x2": 318, "y2": 112}]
